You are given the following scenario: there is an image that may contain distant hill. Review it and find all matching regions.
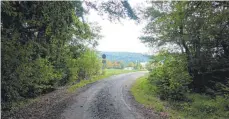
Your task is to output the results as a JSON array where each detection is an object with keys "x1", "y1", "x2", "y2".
[{"x1": 98, "y1": 51, "x2": 150, "y2": 65}]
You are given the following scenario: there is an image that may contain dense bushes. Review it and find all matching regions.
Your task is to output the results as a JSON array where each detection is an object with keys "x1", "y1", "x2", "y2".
[
  {"x1": 148, "y1": 51, "x2": 191, "y2": 100},
  {"x1": 145, "y1": 51, "x2": 229, "y2": 118},
  {"x1": 1, "y1": 1, "x2": 102, "y2": 111},
  {"x1": 75, "y1": 49, "x2": 102, "y2": 80}
]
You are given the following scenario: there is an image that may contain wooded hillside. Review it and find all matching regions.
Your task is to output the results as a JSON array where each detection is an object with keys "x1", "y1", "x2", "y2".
[{"x1": 99, "y1": 51, "x2": 150, "y2": 65}]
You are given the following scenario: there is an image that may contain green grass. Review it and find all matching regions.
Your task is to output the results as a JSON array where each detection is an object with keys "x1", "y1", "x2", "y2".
[
  {"x1": 131, "y1": 76, "x2": 167, "y2": 116},
  {"x1": 179, "y1": 94, "x2": 229, "y2": 119},
  {"x1": 131, "y1": 76, "x2": 229, "y2": 119},
  {"x1": 68, "y1": 69, "x2": 137, "y2": 92}
]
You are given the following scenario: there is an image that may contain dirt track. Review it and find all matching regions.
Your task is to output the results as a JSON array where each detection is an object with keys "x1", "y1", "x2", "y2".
[
  {"x1": 3, "y1": 72, "x2": 159, "y2": 119},
  {"x1": 61, "y1": 72, "x2": 158, "y2": 119}
]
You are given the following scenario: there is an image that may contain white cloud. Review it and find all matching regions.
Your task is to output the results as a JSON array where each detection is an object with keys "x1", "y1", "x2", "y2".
[{"x1": 85, "y1": 2, "x2": 150, "y2": 54}]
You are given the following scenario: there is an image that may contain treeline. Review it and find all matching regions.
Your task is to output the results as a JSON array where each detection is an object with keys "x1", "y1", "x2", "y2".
[
  {"x1": 127, "y1": 62, "x2": 144, "y2": 70},
  {"x1": 100, "y1": 51, "x2": 149, "y2": 64},
  {"x1": 106, "y1": 60, "x2": 144, "y2": 70},
  {"x1": 141, "y1": 1, "x2": 229, "y2": 118},
  {"x1": 1, "y1": 1, "x2": 102, "y2": 111},
  {"x1": 106, "y1": 60, "x2": 125, "y2": 69}
]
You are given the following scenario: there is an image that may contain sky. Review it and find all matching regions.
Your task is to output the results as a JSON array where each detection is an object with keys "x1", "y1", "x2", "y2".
[{"x1": 85, "y1": 1, "x2": 150, "y2": 54}]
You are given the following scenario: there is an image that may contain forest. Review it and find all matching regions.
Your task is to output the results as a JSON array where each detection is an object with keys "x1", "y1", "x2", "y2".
[{"x1": 138, "y1": 1, "x2": 229, "y2": 118}]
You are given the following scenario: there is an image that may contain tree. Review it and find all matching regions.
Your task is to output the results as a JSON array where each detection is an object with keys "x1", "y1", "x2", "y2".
[
  {"x1": 1, "y1": 1, "x2": 98, "y2": 111},
  {"x1": 140, "y1": 1, "x2": 229, "y2": 93},
  {"x1": 128, "y1": 62, "x2": 135, "y2": 67},
  {"x1": 84, "y1": 0, "x2": 138, "y2": 21},
  {"x1": 120, "y1": 61, "x2": 125, "y2": 69},
  {"x1": 106, "y1": 60, "x2": 113, "y2": 69}
]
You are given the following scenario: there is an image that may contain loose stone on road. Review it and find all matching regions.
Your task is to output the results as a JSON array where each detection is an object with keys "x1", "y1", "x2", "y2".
[{"x1": 61, "y1": 72, "x2": 158, "y2": 119}]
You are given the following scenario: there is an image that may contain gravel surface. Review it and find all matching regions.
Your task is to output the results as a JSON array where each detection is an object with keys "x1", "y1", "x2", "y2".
[
  {"x1": 61, "y1": 72, "x2": 159, "y2": 119},
  {"x1": 3, "y1": 72, "x2": 160, "y2": 119}
]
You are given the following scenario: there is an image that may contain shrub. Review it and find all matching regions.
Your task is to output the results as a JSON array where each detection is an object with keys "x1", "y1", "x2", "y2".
[
  {"x1": 16, "y1": 58, "x2": 61, "y2": 97},
  {"x1": 76, "y1": 49, "x2": 102, "y2": 80},
  {"x1": 148, "y1": 51, "x2": 191, "y2": 101},
  {"x1": 182, "y1": 94, "x2": 229, "y2": 119}
]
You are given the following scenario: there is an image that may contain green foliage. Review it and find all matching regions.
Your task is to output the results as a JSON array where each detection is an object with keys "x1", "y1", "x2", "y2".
[
  {"x1": 106, "y1": 60, "x2": 124, "y2": 69},
  {"x1": 86, "y1": 1, "x2": 138, "y2": 21},
  {"x1": 17, "y1": 58, "x2": 61, "y2": 96},
  {"x1": 141, "y1": 1, "x2": 229, "y2": 93},
  {"x1": 132, "y1": 76, "x2": 229, "y2": 119},
  {"x1": 169, "y1": 94, "x2": 229, "y2": 119},
  {"x1": 1, "y1": 0, "x2": 140, "y2": 112},
  {"x1": 131, "y1": 76, "x2": 166, "y2": 113},
  {"x1": 76, "y1": 49, "x2": 102, "y2": 80},
  {"x1": 128, "y1": 62, "x2": 135, "y2": 67},
  {"x1": 134, "y1": 62, "x2": 144, "y2": 70},
  {"x1": 1, "y1": 0, "x2": 141, "y2": 112},
  {"x1": 133, "y1": 1, "x2": 229, "y2": 118},
  {"x1": 148, "y1": 51, "x2": 191, "y2": 100},
  {"x1": 1, "y1": 1, "x2": 101, "y2": 111}
]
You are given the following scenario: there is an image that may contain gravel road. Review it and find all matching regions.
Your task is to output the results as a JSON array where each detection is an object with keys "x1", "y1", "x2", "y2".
[
  {"x1": 61, "y1": 72, "x2": 158, "y2": 119},
  {"x1": 3, "y1": 72, "x2": 159, "y2": 119}
]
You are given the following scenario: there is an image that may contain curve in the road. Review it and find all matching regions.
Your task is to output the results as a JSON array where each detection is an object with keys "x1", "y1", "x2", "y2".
[{"x1": 61, "y1": 72, "x2": 155, "y2": 119}]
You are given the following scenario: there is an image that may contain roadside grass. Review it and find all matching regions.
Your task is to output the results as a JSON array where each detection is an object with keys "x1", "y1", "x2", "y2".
[
  {"x1": 68, "y1": 69, "x2": 137, "y2": 93},
  {"x1": 131, "y1": 76, "x2": 229, "y2": 119},
  {"x1": 131, "y1": 76, "x2": 166, "y2": 114}
]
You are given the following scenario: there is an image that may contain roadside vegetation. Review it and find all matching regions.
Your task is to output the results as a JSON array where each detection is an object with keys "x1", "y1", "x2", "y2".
[
  {"x1": 1, "y1": 1, "x2": 138, "y2": 112},
  {"x1": 1, "y1": 1, "x2": 100, "y2": 111},
  {"x1": 132, "y1": 1, "x2": 229, "y2": 119},
  {"x1": 132, "y1": 75, "x2": 229, "y2": 119},
  {"x1": 2, "y1": 1, "x2": 229, "y2": 118},
  {"x1": 106, "y1": 60, "x2": 146, "y2": 70}
]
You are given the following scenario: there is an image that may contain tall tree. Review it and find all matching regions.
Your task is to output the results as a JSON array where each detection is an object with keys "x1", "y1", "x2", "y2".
[{"x1": 140, "y1": 1, "x2": 229, "y2": 93}]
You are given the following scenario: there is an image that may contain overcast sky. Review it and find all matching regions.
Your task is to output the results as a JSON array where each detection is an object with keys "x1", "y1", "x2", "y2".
[{"x1": 85, "y1": 1, "x2": 150, "y2": 54}]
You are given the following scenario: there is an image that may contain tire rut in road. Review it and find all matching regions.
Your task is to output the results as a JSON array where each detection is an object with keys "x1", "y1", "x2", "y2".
[
  {"x1": 86, "y1": 86, "x2": 123, "y2": 119},
  {"x1": 61, "y1": 72, "x2": 159, "y2": 119}
]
